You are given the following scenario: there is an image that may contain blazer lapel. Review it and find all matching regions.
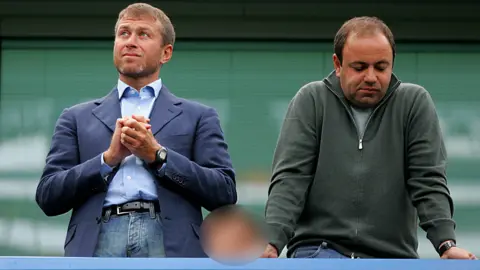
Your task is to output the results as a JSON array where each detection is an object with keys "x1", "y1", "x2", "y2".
[
  {"x1": 149, "y1": 85, "x2": 182, "y2": 135},
  {"x1": 92, "y1": 88, "x2": 122, "y2": 132}
]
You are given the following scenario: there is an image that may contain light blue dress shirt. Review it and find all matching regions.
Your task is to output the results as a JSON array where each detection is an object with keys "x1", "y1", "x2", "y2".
[{"x1": 100, "y1": 78, "x2": 163, "y2": 207}]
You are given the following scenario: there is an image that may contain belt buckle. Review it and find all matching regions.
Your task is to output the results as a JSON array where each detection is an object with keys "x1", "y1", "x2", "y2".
[{"x1": 116, "y1": 206, "x2": 130, "y2": 216}]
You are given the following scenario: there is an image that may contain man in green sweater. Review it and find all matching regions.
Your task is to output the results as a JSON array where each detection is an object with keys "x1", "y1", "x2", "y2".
[{"x1": 262, "y1": 16, "x2": 476, "y2": 259}]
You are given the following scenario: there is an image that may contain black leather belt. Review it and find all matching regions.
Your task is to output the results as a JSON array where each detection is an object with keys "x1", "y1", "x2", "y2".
[{"x1": 103, "y1": 200, "x2": 160, "y2": 217}]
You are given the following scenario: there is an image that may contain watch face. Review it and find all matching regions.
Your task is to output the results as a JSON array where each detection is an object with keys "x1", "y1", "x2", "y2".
[{"x1": 159, "y1": 149, "x2": 167, "y2": 160}]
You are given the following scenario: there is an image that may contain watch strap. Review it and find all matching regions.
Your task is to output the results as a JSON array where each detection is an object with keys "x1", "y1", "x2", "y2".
[
  {"x1": 149, "y1": 147, "x2": 167, "y2": 169},
  {"x1": 438, "y1": 240, "x2": 456, "y2": 256}
]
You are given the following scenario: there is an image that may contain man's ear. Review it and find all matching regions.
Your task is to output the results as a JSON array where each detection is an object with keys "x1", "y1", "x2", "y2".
[
  {"x1": 333, "y1": 53, "x2": 342, "y2": 77},
  {"x1": 160, "y1": 44, "x2": 173, "y2": 65}
]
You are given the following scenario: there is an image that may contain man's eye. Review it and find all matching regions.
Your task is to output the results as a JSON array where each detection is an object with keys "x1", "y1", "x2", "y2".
[{"x1": 375, "y1": 65, "x2": 387, "y2": 71}]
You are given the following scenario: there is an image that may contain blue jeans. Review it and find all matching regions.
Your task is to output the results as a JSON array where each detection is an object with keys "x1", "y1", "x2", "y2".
[
  {"x1": 292, "y1": 243, "x2": 350, "y2": 259},
  {"x1": 93, "y1": 211, "x2": 166, "y2": 257}
]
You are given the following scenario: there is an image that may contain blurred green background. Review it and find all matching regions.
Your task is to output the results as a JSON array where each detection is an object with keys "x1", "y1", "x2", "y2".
[{"x1": 0, "y1": 40, "x2": 479, "y2": 257}]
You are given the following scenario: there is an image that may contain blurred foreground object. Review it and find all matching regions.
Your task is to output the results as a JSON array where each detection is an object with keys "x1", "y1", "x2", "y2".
[{"x1": 201, "y1": 205, "x2": 267, "y2": 264}]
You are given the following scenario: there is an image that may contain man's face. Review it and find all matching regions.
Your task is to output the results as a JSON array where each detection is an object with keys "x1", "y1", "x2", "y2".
[
  {"x1": 113, "y1": 15, "x2": 172, "y2": 79},
  {"x1": 333, "y1": 32, "x2": 393, "y2": 108}
]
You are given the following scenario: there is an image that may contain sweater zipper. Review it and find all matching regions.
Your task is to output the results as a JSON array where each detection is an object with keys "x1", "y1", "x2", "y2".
[
  {"x1": 342, "y1": 108, "x2": 364, "y2": 150},
  {"x1": 335, "y1": 86, "x2": 399, "y2": 150},
  {"x1": 328, "y1": 82, "x2": 400, "y2": 242}
]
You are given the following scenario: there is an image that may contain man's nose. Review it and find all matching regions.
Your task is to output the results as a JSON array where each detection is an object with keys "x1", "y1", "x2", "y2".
[
  {"x1": 364, "y1": 67, "x2": 377, "y2": 84},
  {"x1": 125, "y1": 35, "x2": 139, "y2": 48},
  {"x1": 126, "y1": 43, "x2": 137, "y2": 49}
]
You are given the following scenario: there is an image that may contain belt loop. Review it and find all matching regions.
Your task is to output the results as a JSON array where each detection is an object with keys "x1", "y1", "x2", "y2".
[
  {"x1": 103, "y1": 208, "x2": 112, "y2": 222},
  {"x1": 149, "y1": 203, "x2": 155, "y2": 219}
]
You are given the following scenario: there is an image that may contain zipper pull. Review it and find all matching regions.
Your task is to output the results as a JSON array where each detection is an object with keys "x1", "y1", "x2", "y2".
[{"x1": 358, "y1": 139, "x2": 363, "y2": 150}]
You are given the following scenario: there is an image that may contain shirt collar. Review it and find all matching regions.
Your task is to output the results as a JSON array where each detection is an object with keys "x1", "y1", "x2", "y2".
[{"x1": 117, "y1": 78, "x2": 162, "y2": 99}]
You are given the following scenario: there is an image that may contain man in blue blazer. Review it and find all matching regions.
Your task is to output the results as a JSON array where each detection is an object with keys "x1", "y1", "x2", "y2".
[{"x1": 35, "y1": 3, "x2": 237, "y2": 257}]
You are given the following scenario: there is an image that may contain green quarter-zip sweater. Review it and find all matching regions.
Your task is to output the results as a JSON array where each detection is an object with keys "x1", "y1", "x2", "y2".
[{"x1": 265, "y1": 71, "x2": 456, "y2": 258}]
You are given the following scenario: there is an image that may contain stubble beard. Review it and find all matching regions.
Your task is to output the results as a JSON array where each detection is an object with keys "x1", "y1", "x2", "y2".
[{"x1": 117, "y1": 64, "x2": 157, "y2": 79}]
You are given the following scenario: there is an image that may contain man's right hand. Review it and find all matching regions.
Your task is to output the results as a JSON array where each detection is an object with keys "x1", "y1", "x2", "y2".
[
  {"x1": 104, "y1": 116, "x2": 151, "y2": 167},
  {"x1": 260, "y1": 244, "x2": 279, "y2": 258}
]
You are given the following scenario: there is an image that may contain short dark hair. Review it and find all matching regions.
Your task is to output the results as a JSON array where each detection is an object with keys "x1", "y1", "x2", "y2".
[
  {"x1": 334, "y1": 16, "x2": 396, "y2": 64},
  {"x1": 115, "y1": 3, "x2": 176, "y2": 46}
]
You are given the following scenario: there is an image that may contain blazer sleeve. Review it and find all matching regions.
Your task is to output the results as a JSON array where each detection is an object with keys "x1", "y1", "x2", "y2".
[
  {"x1": 154, "y1": 107, "x2": 237, "y2": 211},
  {"x1": 36, "y1": 108, "x2": 107, "y2": 216}
]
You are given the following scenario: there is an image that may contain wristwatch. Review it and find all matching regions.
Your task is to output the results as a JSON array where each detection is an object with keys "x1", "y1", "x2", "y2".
[
  {"x1": 438, "y1": 240, "x2": 456, "y2": 256},
  {"x1": 149, "y1": 146, "x2": 168, "y2": 169}
]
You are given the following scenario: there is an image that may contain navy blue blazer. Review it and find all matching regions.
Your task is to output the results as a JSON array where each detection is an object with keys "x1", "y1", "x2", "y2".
[{"x1": 35, "y1": 85, "x2": 237, "y2": 257}]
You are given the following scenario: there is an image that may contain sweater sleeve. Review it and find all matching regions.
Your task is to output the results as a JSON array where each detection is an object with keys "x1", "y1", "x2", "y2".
[
  {"x1": 264, "y1": 84, "x2": 320, "y2": 253},
  {"x1": 405, "y1": 88, "x2": 456, "y2": 254}
]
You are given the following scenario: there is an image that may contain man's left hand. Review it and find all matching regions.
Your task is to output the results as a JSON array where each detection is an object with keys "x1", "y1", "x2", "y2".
[
  {"x1": 120, "y1": 115, "x2": 161, "y2": 163},
  {"x1": 441, "y1": 247, "x2": 477, "y2": 260}
]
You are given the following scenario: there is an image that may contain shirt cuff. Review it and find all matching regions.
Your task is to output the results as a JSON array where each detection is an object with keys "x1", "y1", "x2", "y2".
[
  {"x1": 155, "y1": 162, "x2": 167, "y2": 177},
  {"x1": 100, "y1": 152, "x2": 114, "y2": 179}
]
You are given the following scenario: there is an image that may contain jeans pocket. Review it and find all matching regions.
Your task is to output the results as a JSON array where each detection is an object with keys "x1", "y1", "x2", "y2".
[{"x1": 293, "y1": 245, "x2": 323, "y2": 258}]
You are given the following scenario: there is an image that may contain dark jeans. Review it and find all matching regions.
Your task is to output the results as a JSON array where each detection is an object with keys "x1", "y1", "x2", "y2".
[{"x1": 292, "y1": 242, "x2": 350, "y2": 259}]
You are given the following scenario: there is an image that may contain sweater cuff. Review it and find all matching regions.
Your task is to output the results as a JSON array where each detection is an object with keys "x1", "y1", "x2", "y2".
[
  {"x1": 266, "y1": 223, "x2": 289, "y2": 254},
  {"x1": 427, "y1": 222, "x2": 456, "y2": 254}
]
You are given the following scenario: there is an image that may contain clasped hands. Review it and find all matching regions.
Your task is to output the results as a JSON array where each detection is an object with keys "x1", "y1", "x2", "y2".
[{"x1": 104, "y1": 114, "x2": 161, "y2": 167}]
